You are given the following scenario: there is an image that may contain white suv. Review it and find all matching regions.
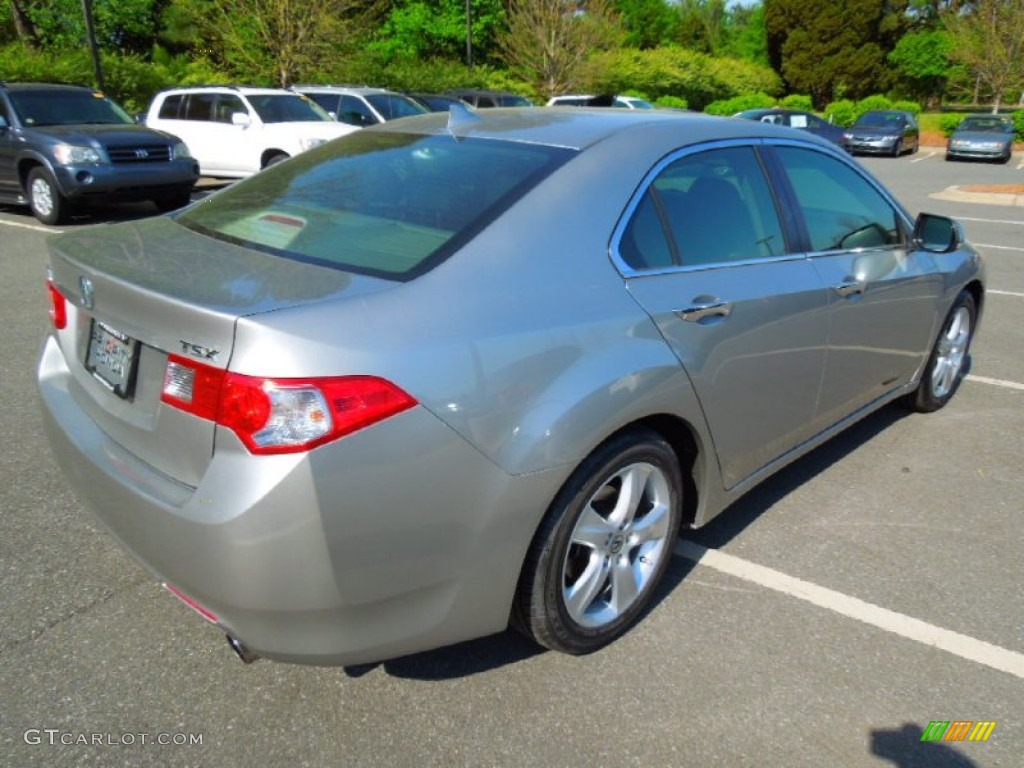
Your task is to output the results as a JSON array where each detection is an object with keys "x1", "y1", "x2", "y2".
[{"x1": 146, "y1": 86, "x2": 356, "y2": 178}]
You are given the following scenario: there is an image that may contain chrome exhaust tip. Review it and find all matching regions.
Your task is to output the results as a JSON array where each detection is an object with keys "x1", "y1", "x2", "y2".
[{"x1": 226, "y1": 634, "x2": 260, "y2": 664}]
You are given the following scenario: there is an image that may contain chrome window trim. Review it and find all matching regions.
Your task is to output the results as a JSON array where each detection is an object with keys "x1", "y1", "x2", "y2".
[
  {"x1": 609, "y1": 137, "x2": 917, "y2": 279},
  {"x1": 765, "y1": 138, "x2": 916, "y2": 236},
  {"x1": 611, "y1": 138, "x2": 796, "y2": 277}
]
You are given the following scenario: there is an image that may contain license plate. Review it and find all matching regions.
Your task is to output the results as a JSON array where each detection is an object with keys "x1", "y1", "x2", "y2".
[{"x1": 85, "y1": 320, "x2": 139, "y2": 399}]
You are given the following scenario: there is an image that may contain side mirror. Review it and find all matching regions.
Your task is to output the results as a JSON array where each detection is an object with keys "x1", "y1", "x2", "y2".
[
  {"x1": 913, "y1": 213, "x2": 963, "y2": 254},
  {"x1": 231, "y1": 112, "x2": 251, "y2": 128}
]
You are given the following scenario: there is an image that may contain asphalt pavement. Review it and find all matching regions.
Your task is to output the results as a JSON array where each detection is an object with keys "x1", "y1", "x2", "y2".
[{"x1": 1, "y1": 149, "x2": 1021, "y2": 767}]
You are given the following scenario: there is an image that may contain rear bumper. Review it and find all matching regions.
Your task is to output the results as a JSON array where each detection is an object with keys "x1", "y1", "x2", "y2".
[
  {"x1": 53, "y1": 161, "x2": 199, "y2": 201},
  {"x1": 37, "y1": 334, "x2": 564, "y2": 665}
]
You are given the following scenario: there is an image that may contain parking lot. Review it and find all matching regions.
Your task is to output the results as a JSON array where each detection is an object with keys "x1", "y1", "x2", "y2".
[{"x1": 1, "y1": 147, "x2": 1021, "y2": 767}]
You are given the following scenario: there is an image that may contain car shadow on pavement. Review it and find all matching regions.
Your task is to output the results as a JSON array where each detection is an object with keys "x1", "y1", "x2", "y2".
[
  {"x1": 686, "y1": 403, "x2": 908, "y2": 550},
  {"x1": 870, "y1": 723, "x2": 979, "y2": 767},
  {"x1": 347, "y1": 404, "x2": 911, "y2": 681}
]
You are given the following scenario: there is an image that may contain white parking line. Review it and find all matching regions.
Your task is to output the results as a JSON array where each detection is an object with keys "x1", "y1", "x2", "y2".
[
  {"x1": 958, "y1": 216, "x2": 1024, "y2": 226},
  {"x1": 976, "y1": 243, "x2": 1024, "y2": 252},
  {"x1": 674, "y1": 541, "x2": 1024, "y2": 679},
  {"x1": 911, "y1": 151, "x2": 937, "y2": 163},
  {"x1": 966, "y1": 374, "x2": 1024, "y2": 392},
  {"x1": 989, "y1": 289, "x2": 1024, "y2": 298},
  {"x1": 0, "y1": 218, "x2": 61, "y2": 234}
]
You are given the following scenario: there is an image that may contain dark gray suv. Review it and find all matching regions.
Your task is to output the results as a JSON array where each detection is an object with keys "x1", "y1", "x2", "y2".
[{"x1": 0, "y1": 82, "x2": 199, "y2": 224}]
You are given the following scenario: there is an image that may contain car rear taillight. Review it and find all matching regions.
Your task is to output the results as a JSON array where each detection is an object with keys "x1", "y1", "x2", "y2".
[
  {"x1": 47, "y1": 277, "x2": 67, "y2": 330},
  {"x1": 161, "y1": 356, "x2": 416, "y2": 454}
]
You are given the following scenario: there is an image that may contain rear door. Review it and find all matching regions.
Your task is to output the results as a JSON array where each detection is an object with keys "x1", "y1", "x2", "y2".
[
  {"x1": 0, "y1": 96, "x2": 17, "y2": 196},
  {"x1": 768, "y1": 144, "x2": 942, "y2": 427},
  {"x1": 617, "y1": 143, "x2": 830, "y2": 490}
]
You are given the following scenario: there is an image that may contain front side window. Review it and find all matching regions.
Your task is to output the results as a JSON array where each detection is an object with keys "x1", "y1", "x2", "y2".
[
  {"x1": 177, "y1": 132, "x2": 574, "y2": 280},
  {"x1": 214, "y1": 95, "x2": 245, "y2": 123},
  {"x1": 337, "y1": 96, "x2": 377, "y2": 127},
  {"x1": 619, "y1": 145, "x2": 787, "y2": 270},
  {"x1": 246, "y1": 94, "x2": 329, "y2": 124},
  {"x1": 774, "y1": 146, "x2": 903, "y2": 253},
  {"x1": 366, "y1": 94, "x2": 427, "y2": 121}
]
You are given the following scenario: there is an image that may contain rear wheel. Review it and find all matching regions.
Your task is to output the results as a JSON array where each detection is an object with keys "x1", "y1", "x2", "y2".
[
  {"x1": 264, "y1": 152, "x2": 289, "y2": 168},
  {"x1": 513, "y1": 429, "x2": 683, "y2": 654},
  {"x1": 903, "y1": 290, "x2": 976, "y2": 413},
  {"x1": 27, "y1": 167, "x2": 69, "y2": 225}
]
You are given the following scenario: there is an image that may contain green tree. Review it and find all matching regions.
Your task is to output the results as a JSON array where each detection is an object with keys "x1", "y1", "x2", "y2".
[
  {"x1": 676, "y1": 0, "x2": 728, "y2": 54},
  {"x1": 615, "y1": 0, "x2": 679, "y2": 49},
  {"x1": 944, "y1": 0, "x2": 1024, "y2": 111},
  {"x1": 765, "y1": 0, "x2": 911, "y2": 107},
  {"x1": 2, "y1": 0, "x2": 166, "y2": 55},
  {"x1": 888, "y1": 30, "x2": 951, "y2": 107},
  {"x1": 720, "y1": 2, "x2": 769, "y2": 66},
  {"x1": 372, "y1": 0, "x2": 505, "y2": 65},
  {"x1": 498, "y1": 0, "x2": 623, "y2": 98},
  {"x1": 175, "y1": 0, "x2": 381, "y2": 87}
]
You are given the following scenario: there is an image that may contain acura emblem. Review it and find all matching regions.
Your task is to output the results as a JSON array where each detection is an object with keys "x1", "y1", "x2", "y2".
[
  {"x1": 134, "y1": 149, "x2": 149, "y2": 159},
  {"x1": 79, "y1": 276, "x2": 94, "y2": 310}
]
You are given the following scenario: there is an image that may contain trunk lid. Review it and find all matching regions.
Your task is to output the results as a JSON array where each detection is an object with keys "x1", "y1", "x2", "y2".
[{"x1": 47, "y1": 216, "x2": 387, "y2": 486}]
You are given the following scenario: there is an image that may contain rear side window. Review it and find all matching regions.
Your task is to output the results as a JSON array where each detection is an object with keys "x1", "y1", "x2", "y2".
[
  {"x1": 774, "y1": 147, "x2": 902, "y2": 253},
  {"x1": 178, "y1": 132, "x2": 574, "y2": 280},
  {"x1": 158, "y1": 94, "x2": 183, "y2": 119},
  {"x1": 619, "y1": 146, "x2": 787, "y2": 270}
]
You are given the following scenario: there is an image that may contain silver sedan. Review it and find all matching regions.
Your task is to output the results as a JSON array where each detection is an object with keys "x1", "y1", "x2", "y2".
[{"x1": 38, "y1": 108, "x2": 984, "y2": 666}]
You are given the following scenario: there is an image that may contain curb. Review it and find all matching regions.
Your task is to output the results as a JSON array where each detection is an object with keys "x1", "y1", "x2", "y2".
[{"x1": 931, "y1": 185, "x2": 1024, "y2": 207}]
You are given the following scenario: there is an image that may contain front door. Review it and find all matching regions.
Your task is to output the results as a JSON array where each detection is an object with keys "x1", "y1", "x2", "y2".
[
  {"x1": 770, "y1": 145, "x2": 943, "y2": 427},
  {"x1": 617, "y1": 144, "x2": 830, "y2": 490}
]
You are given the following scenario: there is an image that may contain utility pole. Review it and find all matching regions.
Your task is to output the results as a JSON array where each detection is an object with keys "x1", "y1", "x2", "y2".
[
  {"x1": 81, "y1": 0, "x2": 104, "y2": 90},
  {"x1": 465, "y1": 0, "x2": 473, "y2": 69}
]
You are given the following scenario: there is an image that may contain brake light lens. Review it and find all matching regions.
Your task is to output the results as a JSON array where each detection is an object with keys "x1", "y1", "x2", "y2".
[
  {"x1": 47, "y1": 277, "x2": 67, "y2": 330},
  {"x1": 161, "y1": 356, "x2": 417, "y2": 454}
]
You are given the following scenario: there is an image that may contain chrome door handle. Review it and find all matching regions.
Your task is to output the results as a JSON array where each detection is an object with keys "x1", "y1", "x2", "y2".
[
  {"x1": 678, "y1": 300, "x2": 733, "y2": 322},
  {"x1": 834, "y1": 280, "x2": 865, "y2": 298}
]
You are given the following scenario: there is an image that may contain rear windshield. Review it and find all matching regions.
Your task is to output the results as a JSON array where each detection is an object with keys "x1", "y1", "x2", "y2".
[
  {"x1": 9, "y1": 90, "x2": 133, "y2": 126},
  {"x1": 178, "y1": 131, "x2": 574, "y2": 280}
]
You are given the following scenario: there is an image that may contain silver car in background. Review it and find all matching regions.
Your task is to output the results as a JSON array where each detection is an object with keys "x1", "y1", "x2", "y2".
[
  {"x1": 38, "y1": 109, "x2": 984, "y2": 666},
  {"x1": 946, "y1": 114, "x2": 1016, "y2": 163}
]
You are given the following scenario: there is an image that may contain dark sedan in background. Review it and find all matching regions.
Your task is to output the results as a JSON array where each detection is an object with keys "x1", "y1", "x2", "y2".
[
  {"x1": 946, "y1": 114, "x2": 1016, "y2": 163},
  {"x1": 733, "y1": 108, "x2": 845, "y2": 145},
  {"x1": 842, "y1": 110, "x2": 920, "y2": 157}
]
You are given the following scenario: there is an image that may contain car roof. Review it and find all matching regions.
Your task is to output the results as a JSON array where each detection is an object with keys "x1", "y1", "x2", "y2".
[
  {"x1": 1, "y1": 82, "x2": 96, "y2": 93},
  {"x1": 156, "y1": 85, "x2": 297, "y2": 96},
  {"x1": 291, "y1": 85, "x2": 396, "y2": 96},
  {"x1": 374, "y1": 106, "x2": 835, "y2": 152}
]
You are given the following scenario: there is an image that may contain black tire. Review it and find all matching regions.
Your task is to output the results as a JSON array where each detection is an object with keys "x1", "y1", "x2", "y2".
[
  {"x1": 264, "y1": 152, "x2": 289, "y2": 168},
  {"x1": 999, "y1": 151, "x2": 1011, "y2": 165},
  {"x1": 512, "y1": 428, "x2": 683, "y2": 654},
  {"x1": 153, "y1": 190, "x2": 193, "y2": 212},
  {"x1": 891, "y1": 138, "x2": 903, "y2": 157},
  {"x1": 27, "y1": 167, "x2": 69, "y2": 225},
  {"x1": 903, "y1": 290, "x2": 976, "y2": 413}
]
